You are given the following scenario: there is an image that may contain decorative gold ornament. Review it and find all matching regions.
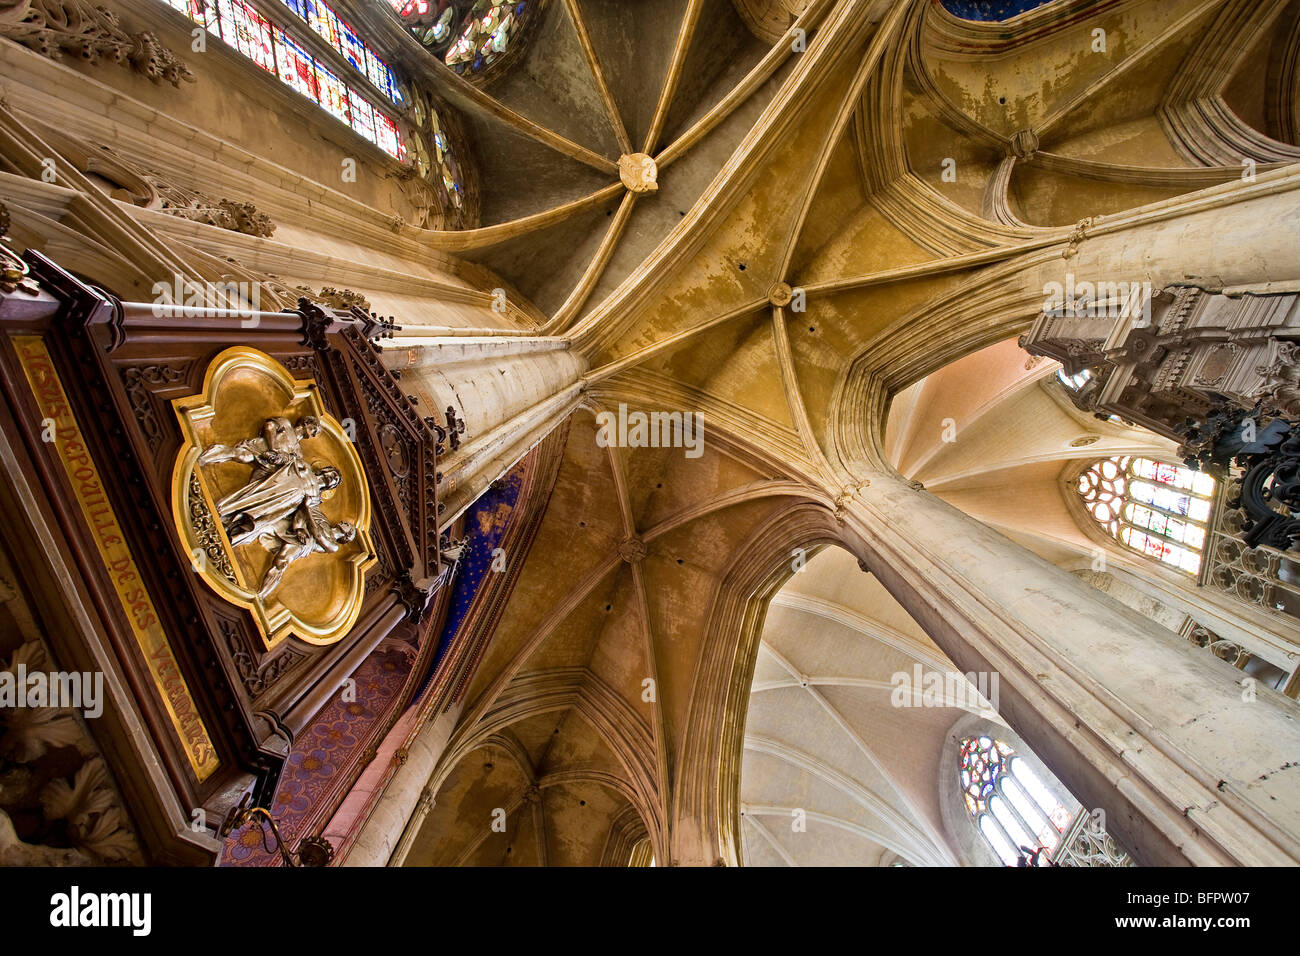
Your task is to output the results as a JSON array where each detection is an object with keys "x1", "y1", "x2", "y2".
[
  {"x1": 15, "y1": 336, "x2": 219, "y2": 781},
  {"x1": 171, "y1": 348, "x2": 376, "y2": 649}
]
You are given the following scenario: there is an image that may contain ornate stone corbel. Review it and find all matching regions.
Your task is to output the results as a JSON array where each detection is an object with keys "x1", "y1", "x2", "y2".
[
  {"x1": 391, "y1": 571, "x2": 434, "y2": 624},
  {"x1": 1256, "y1": 340, "x2": 1300, "y2": 418},
  {"x1": 1, "y1": 0, "x2": 195, "y2": 87},
  {"x1": 160, "y1": 197, "x2": 275, "y2": 238},
  {"x1": 439, "y1": 532, "x2": 467, "y2": 564},
  {"x1": 1062, "y1": 216, "x2": 1094, "y2": 260},
  {"x1": 431, "y1": 405, "x2": 465, "y2": 454}
]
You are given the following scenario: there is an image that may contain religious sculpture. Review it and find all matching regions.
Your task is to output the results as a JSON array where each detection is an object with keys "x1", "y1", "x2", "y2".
[
  {"x1": 199, "y1": 415, "x2": 354, "y2": 598},
  {"x1": 255, "y1": 509, "x2": 357, "y2": 600}
]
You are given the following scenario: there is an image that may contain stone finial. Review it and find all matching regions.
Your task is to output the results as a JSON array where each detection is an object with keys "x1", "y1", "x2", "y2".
[{"x1": 618, "y1": 153, "x2": 659, "y2": 194}]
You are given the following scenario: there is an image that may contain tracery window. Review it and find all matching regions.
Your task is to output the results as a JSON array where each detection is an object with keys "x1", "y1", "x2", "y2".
[
  {"x1": 388, "y1": 0, "x2": 537, "y2": 76},
  {"x1": 960, "y1": 736, "x2": 1073, "y2": 866},
  {"x1": 1077, "y1": 456, "x2": 1216, "y2": 575}
]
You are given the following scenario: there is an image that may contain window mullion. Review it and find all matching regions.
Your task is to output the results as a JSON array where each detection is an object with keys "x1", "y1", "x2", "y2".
[{"x1": 996, "y1": 779, "x2": 1044, "y2": 851}]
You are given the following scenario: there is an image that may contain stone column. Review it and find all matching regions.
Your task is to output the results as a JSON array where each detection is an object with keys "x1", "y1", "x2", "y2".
[
  {"x1": 837, "y1": 471, "x2": 1300, "y2": 866},
  {"x1": 343, "y1": 704, "x2": 461, "y2": 867},
  {"x1": 381, "y1": 331, "x2": 586, "y2": 524}
]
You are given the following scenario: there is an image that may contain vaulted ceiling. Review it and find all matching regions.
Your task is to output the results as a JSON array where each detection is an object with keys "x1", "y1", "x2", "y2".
[{"x1": 398, "y1": 0, "x2": 1299, "y2": 865}]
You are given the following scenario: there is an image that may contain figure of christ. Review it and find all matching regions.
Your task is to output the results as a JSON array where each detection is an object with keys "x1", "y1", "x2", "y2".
[
  {"x1": 255, "y1": 505, "x2": 357, "y2": 601},
  {"x1": 221, "y1": 461, "x2": 342, "y2": 548}
]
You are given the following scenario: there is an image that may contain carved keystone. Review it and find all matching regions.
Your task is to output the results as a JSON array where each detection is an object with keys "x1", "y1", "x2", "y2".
[
  {"x1": 769, "y1": 282, "x2": 794, "y2": 307},
  {"x1": 618, "y1": 536, "x2": 647, "y2": 563},
  {"x1": 618, "y1": 153, "x2": 658, "y2": 194},
  {"x1": 1009, "y1": 128, "x2": 1039, "y2": 160}
]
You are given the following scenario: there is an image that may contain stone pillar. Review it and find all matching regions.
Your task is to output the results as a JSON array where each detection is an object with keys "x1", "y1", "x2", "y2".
[
  {"x1": 343, "y1": 704, "x2": 461, "y2": 867},
  {"x1": 838, "y1": 471, "x2": 1300, "y2": 866},
  {"x1": 381, "y1": 331, "x2": 586, "y2": 524}
]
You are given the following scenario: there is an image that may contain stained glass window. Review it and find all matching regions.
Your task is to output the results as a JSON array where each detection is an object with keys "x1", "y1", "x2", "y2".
[
  {"x1": 339, "y1": 19, "x2": 368, "y2": 72},
  {"x1": 314, "y1": 61, "x2": 351, "y2": 123},
  {"x1": 1078, "y1": 456, "x2": 1215, "y2": 575},
  {"x1": 305, "y1": 0, "x2": 342, "y2": 49},
  {"x1": 274, "y1": 28, "x2": 320, "y2": 101},
  {"x1": 445, "y1": 1, "x2": 528, "y2": 73},
  {"x1": 233, "y1": 0, "x2": 277, "y2": 71},
  {"x1": 391, "y1": 0, "x2": 534, "y2": 76},
  {"x1": 280, "y1": 0, "x2": 403, "y2": 104},
  {"x1": 959, "y1": 736, "x2": 1073, "y2": 866},
  {"x1": 348, "y1": 89, "x2": 378, "y2": 144},
  {"x1": 375, "y1": 112, "x2": 404, "y2": 160},
  {"x1": 160, "y1": 0, "x2": 407, "y2": 159}
]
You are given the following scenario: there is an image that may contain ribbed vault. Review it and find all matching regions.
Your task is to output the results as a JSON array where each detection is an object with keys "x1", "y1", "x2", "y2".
[{"x1": 391, "y1": 0, "x2": 1300, "y2": 865}]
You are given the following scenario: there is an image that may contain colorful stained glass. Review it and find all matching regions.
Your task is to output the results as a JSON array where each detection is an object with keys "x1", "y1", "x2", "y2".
[
  {"x1": 374, "y1": 111, "x2": 403, "y2": 159},
  {"x1": 305, "y1": 0, "x2": 342, "y2": 49},
  {"x1": 448, "y1": 2, "x2": 506, "y2": 70},
  {"x1": 167, "y1": 0, "x2": 220, "y2": 32},
  {"x1": 959, "y1": 736, "x2": 1011, "y2": 816},
  {"x1": 348, "y1": 89, "x2": 377, "y2": 143},
  {"x1": 1079, "y1": 456, "x2": 1214, "y2": 575},
  {"x1": 273, "y1": 28, "x2": 319, "y2": 101},
  {"x1": 229, "y1": 0, "x2": 276, "y2": 71},
  {"x1": 216, "y1": 0, "x2": 239, "y2": 50},
  {"x1": 339, "y1": 19, "x2": 368, "y2": 72},
  {"x1": 439, "y1": 1, "x2": 532, "y2": 74},
  {"x1": 314, "y1": 62, "x2": 350, "y2": 122},
  {"x1": 961, "y1": 738, "x2": 1074, "y2": 867},
  {"x1": 158, "y1": 0, "x2": 406, "y2": 160}
]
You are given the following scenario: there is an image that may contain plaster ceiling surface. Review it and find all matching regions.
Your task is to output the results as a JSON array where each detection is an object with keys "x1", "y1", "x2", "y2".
[{"x1": 402, "y1": 0, "x2": 1298, "y2": 865}]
